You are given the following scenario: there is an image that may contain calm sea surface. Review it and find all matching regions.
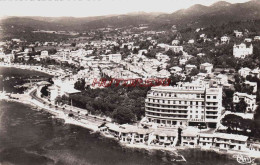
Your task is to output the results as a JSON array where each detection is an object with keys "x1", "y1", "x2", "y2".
[{"x1": 0, "y1": 67, "x2": 242, "y2": 165}]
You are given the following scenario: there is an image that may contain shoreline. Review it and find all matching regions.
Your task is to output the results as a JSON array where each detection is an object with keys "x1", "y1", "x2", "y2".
[
  {"x1": 1, "y1": 64, "x2": 260, "y2": 161},
  {"x1": 0, "y1": 62, "x2": 56, "y2": 76},
  {"x1": 2, "y1": 98, "x2": 260, "y2": 162}
]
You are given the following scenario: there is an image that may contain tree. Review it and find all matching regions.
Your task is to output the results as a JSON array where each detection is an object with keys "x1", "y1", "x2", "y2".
[
  {"x1": 40, "y1": 86, "x2": 49, "y2": 97},
  {"x1": 157, "y1": 66, "x2": 161, "y2": 72},
  {"x1": 133, "y1": 48, "x2": 138, "y2": 54},
  {"x1": 169, "y1": 74, "x2": 181, "y2": 86},
  {"x1": 55, "y1": 96, "x2": 62, "y2": 105},
  {"x1": 240, "y1": 119, "x2": 253, "y2": 134},
  {"x1": 112, "y1": 106, "x2": 136, "y2": 124},
  {"x1": 254, "y1": 105, "x2": 260, "y2": 123},
  {"x1": 189, "y1": 68, "x2": 199, "y2": 76},
  {"x1": 71, "y1": 42, "x2": 76, "y2": 47},
  {"x1": 48, "y1": 48, "x2": 57, "y2": 55},
  {"x1": 74, "y1": 78, "x2": 86, "y2": 90},
  {"x1": 221, "y1": 114, "x2": 243, "y2": 132},
  {"x1": 199, "y1": 69, "x2": 207, "y2": 73},
  {"x1": 235, "y1": 100, "x2": 247, "y2": 113},
  {"x1": 223, "y1": 89, "x2": 234, "y2": 110}
]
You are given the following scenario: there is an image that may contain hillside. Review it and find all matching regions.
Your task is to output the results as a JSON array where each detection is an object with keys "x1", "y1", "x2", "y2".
[
  {"x1": 157, "y1": 0, "x2": 260, "y2": 28},
  {"x1": 1, "y1": 0, "x2": 260, "y2": 41}
]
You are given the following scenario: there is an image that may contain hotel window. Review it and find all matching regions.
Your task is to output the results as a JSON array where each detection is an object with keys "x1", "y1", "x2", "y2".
[
  {"x1": 207, "y1": 96, "x2": 210, "y2": 99},
  {"x1": 168, "y1": 100, "x2": 170, "y2": 104},
  {"x1": 161, "y1": 93, "x2": 163, "y2": 96},
  {"x1": 213, "y1": 96, "x2": 217, "y2": 99},
  {"x1": 162, "y1": 100, "x2": 165, "y2": 103},
  {"x1": 196, "y1": 101, "x2": 198, "y2": 105}
]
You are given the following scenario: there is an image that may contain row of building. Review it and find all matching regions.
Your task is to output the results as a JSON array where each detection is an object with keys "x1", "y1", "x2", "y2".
[{"x1": 100, "y1": 123, "x2": 260, "y2": 152}]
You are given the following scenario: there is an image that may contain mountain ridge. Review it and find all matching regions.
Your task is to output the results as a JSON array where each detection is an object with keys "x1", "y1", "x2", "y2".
[{"x1": 1, "y1": 0, "x2": 260, "y2": 32}]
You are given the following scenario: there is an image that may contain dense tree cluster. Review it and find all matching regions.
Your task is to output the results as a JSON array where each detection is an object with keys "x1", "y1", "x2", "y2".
[
  {"x1": 74, "y1": 78, "x2": 86, "y2": 90},
  {"x1": 57, "y1": 85, "x2": 150, "y2": 124},
  {"x1": 221, "y1": 108, "x2": 260, "y2": 139},
  {"x1": 40, "y1": 86, "x2": 49, "y2": 97}
]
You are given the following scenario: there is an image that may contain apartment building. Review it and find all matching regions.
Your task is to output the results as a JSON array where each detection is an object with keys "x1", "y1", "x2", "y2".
[
  {"x1": 198, "y1": 133, "x2": 214, "y2": 148},
  {"x1": 213, "y1": 133, "x2": 248, "y2": 151},
  {"x1": 234, "y1": 30, "x2": 243, "y2": 37},
  {"x1": 165, "y1": 45, "x2": 183, "y2": 53},
  {"x1": 221, "y1": 36, "x2": 230, "y2": 44},
  {"x1": 145, "y1": 82, "x2": 223, "y2": 128},
  {"x1": 181, "y1": 131, "x2": 198, "y2": 147},
  {"x1": 200, "y1": 63, "x2": 213, "y2": 73},
  {"x1": 254, "y1": 36, "x2": 260, "y2": 41},
  {"x1": 233, "y1": 92, "x2": 256, "y2": 112},
  {"x1": 171, "y1": 40, "x2": 180, "y2": 45},
  {"x1": 238, "y1": 67, "x2": 252, "y2": 78},
  {"x1": 233, "y1": 43, "x2": 253, "y2": 58},
  {"x1": 185, "y1": 64, "x2": 197, "y2": 73},
  {"x1": 40, "y1": 50, "x2": 48, "y2": 58},
  {"x1": 108, "y1": 54, "x2": 122, "y2": 63}
]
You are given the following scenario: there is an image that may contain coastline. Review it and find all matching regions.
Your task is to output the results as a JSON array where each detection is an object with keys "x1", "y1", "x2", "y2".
[
  {"x1": 0, "y1": 62, "x2": 56, "y2": 76},
  {"x1": 2, "y1": 96, "x2": 260, "y2": 164},
  {"x1": 1, "y1": 63, "x2": 260, "y2": 161}
]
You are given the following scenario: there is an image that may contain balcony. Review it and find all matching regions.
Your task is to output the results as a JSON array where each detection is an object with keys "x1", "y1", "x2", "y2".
[
  {"x1": 205, "y1": 104, "x2": 219, "y2": 107},
  {"x1": 205, "y1": 108, "x2": 218, "y2": 111},
  {"x1": 145, "y1": 100, "x2": 200, "y2": 107},
  {"x1": 146, "y1": 113, "x2": 188, "y2": 120},
  {"x1": 147, "y1": 96, "x2": 204, "y2": 102},
  {"x1": 205, "y1": 112, "x2": 218, "y2": 116},
  {"x1": 145, "y1": 105, "x2": 190, "y2": 111},
  {"x1": 146, "y1": 109, "x2": 188, "y2": 115}
]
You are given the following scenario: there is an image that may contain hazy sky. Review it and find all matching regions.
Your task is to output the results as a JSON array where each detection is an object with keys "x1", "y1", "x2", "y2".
[{"x1": 0, "y1": 0, "x2": 250, "y2": 17}]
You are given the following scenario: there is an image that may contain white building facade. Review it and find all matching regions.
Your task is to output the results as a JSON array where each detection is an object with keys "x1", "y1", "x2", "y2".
[
  {"x1": 200, "y1": 63, "x2": 213, "y2": 73},
  {"x1": 145, "y1": 82, "x2": 222, "y2": 128},
  {"x1": 233, "y1": 92, "x2": 256, "y2": 112},
  {"x1": 233, "y1": 43, "x2": 253, "y2": 58}
]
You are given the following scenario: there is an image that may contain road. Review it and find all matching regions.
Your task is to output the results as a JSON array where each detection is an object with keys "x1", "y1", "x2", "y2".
[{"x1": 29, "y1": 89, "x2": 108, "y2": 126}]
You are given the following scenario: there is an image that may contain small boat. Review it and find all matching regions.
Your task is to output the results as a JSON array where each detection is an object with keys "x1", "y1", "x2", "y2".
[
  {"x1": 171, "y1": 154, "x2": 186, "y2": 162},
  {"x1": 90, "y1": 131, "x2": 96, "y2": 134}
]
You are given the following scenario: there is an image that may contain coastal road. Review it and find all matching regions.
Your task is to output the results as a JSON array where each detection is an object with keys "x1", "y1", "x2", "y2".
[{"x1": 29, "y1": 89, "x2": 108, "y2": 126}]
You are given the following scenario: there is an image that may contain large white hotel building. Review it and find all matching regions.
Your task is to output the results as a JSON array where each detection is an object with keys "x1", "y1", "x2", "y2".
[{"x1": 145, "y1": 82, "x2": 222, "y2": 128}]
